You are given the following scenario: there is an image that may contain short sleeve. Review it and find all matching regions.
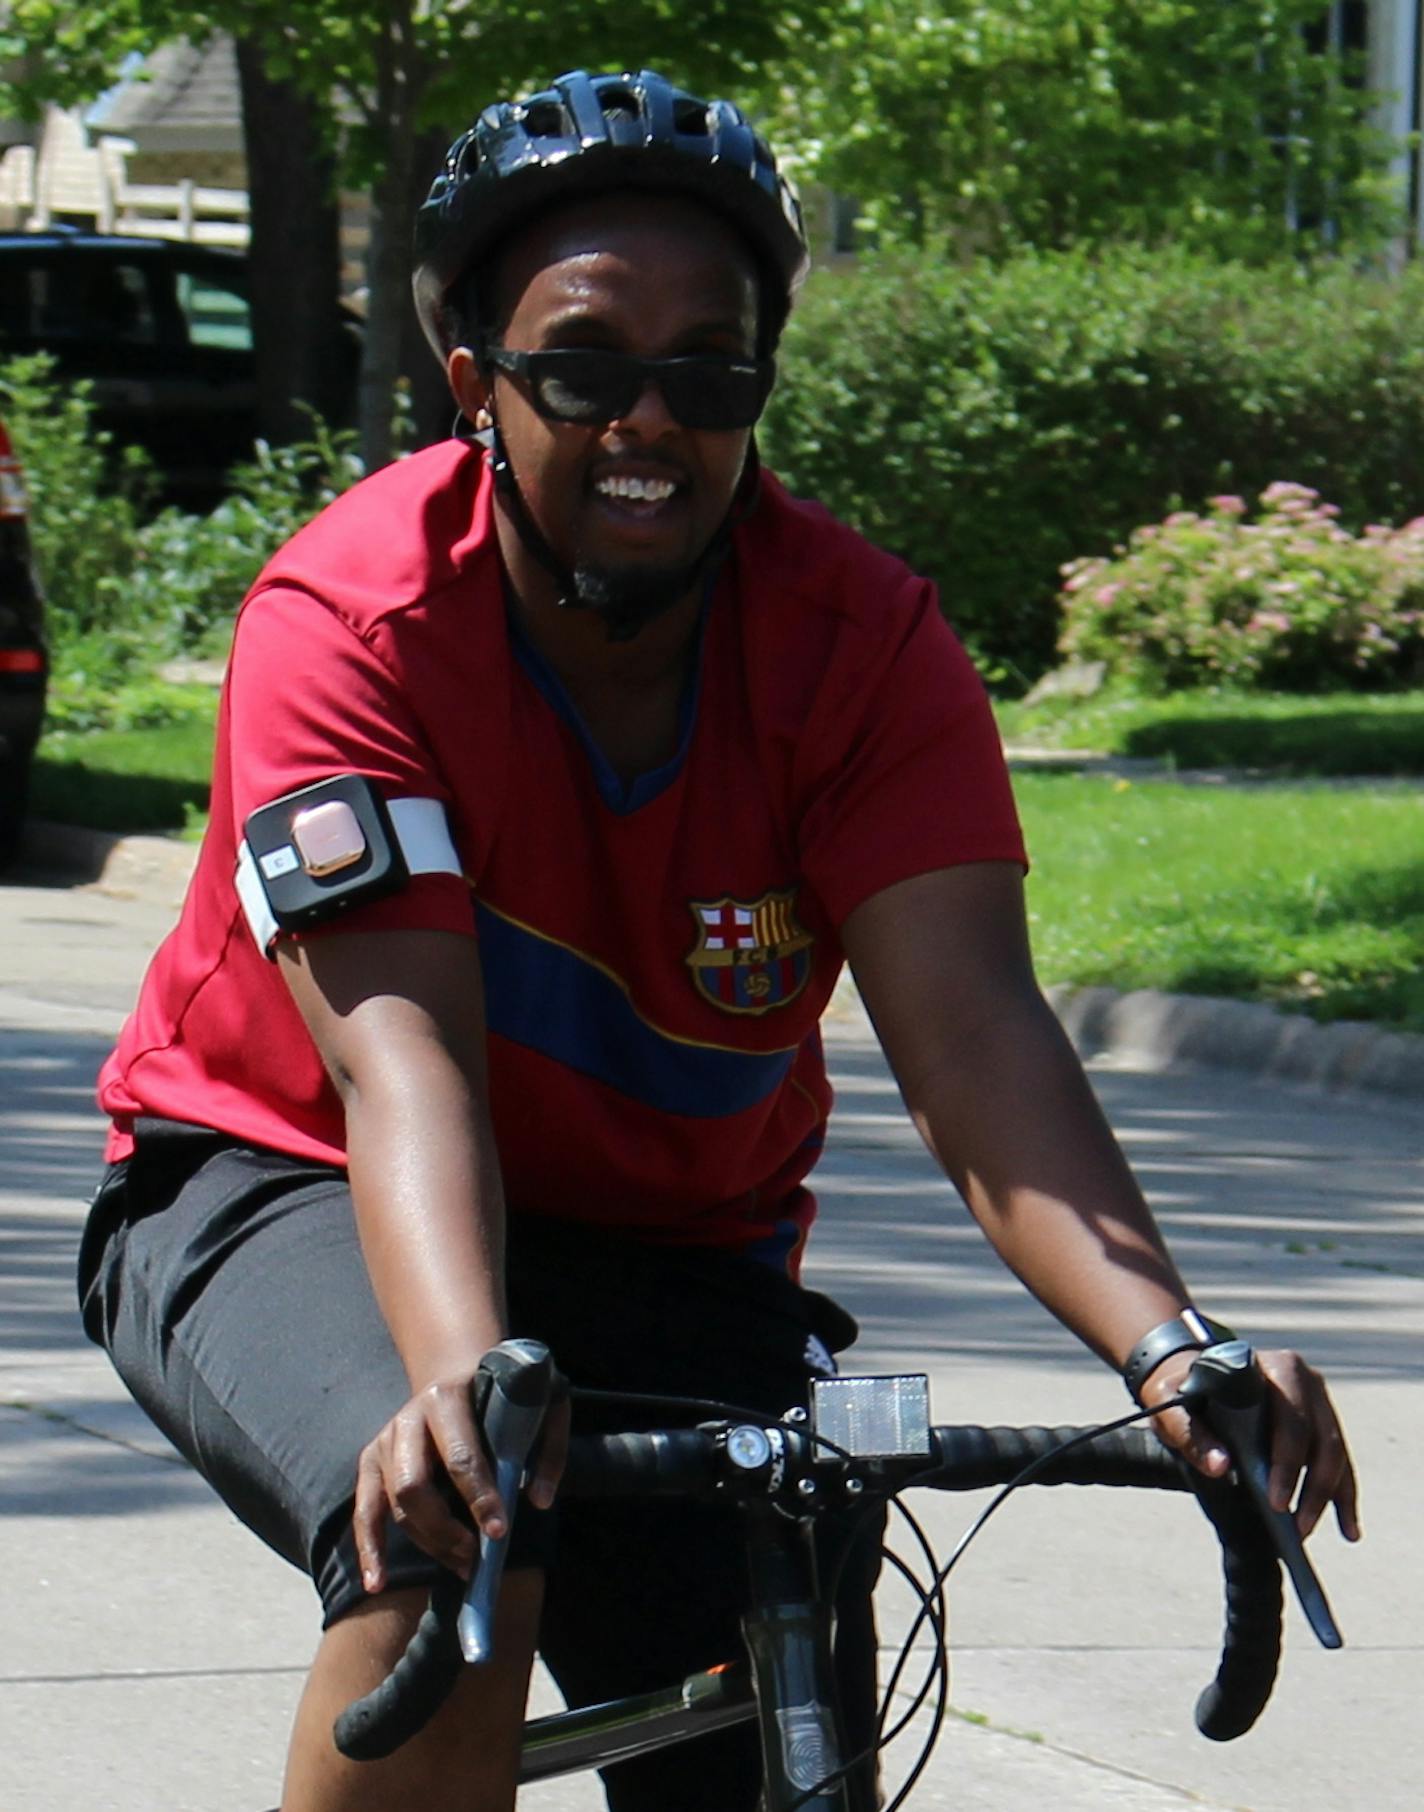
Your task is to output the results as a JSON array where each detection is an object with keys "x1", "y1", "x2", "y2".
[
  {"x1": 795, "y1": 578, "x2": 1026, "y2": 927},
  {"x1": 225, "y1": 584, "x2": 475, "y2": 939}
]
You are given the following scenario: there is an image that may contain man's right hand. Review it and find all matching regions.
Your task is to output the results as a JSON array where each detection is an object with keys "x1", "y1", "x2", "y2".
[{"x1": 352, "y1": 1369, "x2": 570, "y2": 1593}]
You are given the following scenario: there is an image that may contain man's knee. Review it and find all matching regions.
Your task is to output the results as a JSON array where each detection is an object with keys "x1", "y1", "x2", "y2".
[{"x1": 283, "y1": 1575, "x2": 544, "y2": 1812}]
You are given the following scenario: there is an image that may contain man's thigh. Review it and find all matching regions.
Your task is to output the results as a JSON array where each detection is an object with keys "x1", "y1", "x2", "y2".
[{"x1": 81, "y1": 1137, "x2": 471, "y2": 1614}]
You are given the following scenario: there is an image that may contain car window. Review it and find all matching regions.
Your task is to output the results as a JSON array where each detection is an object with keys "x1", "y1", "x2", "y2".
[
  {"x1": 175, "y1": 271, "x2": 253, "y2": 352},
  {"x1": 32, "y1": 260, "x2": 164, "y2": 344},
  {"x1": 0, "y1": 261, "x2": 32, "y2": 336}
]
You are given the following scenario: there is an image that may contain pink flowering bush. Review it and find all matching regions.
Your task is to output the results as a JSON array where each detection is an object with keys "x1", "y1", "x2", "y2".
[{"x1": 1058, "y1": 484, "x2": 1424, "y2": 691}]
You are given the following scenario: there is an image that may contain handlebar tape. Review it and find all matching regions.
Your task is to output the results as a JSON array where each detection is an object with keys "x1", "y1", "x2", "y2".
[
  {"x1": 1188, "y1": 1471, "x2": 1283, "y2": 1740},
  {"x1": 331, "y1": 1339, "x2": 556, "y2": 1762},
  {"x1": 920, "y1": 1423, "x2": 1284, "y2": 1741},
  {"x1": 332, "y1": 1568, "x2": 464, "y2": 1761},
  {"x1": 922, "y1": 1423, "x2": 1187, "y2": 1491},
  {"x1": 1184, "y1": 1342, "x2": 1343, "y2": 1650}
]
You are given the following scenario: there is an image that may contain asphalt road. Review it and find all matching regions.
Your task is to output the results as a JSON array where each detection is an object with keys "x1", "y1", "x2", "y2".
[{"x1": 1, "y1": 855, "x2": 1420, "y2": 1810}]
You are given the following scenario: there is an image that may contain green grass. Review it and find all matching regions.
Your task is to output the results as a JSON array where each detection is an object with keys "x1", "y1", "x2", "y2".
[
  {"x1": 1018, "y1": 773, "x2": 1424, "y2": 1032},
  {"x1": 27, "y1": 691, "x2": 1424, "y2": 1034},
  {"x1": 995, "y1": 688, "x2": 1424, "y2": 776},
  {"x1": 32, "y1": 719, "x2": 215, "y2": 834}
]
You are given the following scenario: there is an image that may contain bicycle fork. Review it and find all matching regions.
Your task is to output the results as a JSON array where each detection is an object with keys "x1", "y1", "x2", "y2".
[{"x1": 740, "y1": 1504, "x2": 870, "y2": 1812}]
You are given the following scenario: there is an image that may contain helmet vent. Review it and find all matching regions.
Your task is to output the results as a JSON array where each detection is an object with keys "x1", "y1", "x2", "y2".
[
  {"x1": 673, "y1": 98, "x2": 712, "y2": 137},
  {"x1": 524, "y1": 100, "x2": 568, "y2": 139},
  {"x1": 414, "y1": 69, "x2": 810, "y2": 362}
]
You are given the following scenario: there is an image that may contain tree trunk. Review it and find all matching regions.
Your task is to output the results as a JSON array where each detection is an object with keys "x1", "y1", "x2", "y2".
[
  {"x1": 402, "y1": 123, "x2": 460, "y2": 450},
  {"x1": 357, "y1": 5, "x2": 431, "y2": 471},
  {"x1": 234, "y1": 39, "x2": 348, "y2": 446}
]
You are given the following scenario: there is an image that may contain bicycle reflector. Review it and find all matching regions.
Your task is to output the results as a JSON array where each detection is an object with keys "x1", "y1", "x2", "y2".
[{"x1": 811, "y1": 1374, "x2": 931, "y2": 1460}]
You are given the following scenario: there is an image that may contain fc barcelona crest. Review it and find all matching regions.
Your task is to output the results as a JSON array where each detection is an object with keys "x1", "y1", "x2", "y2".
[{"x1": 686, "y1": 890, "x2": 814, "y2": 1016}]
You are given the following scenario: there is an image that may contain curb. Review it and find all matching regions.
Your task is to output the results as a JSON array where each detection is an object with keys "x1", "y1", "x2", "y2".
[
  {"x1": 23, "y1": 819, "x2": 1424, "y2": 1104},
  {"x1": 821, "y1": 972, "x2": 1424, "y2": 1106},
  {"x1": 20, "y1": 818, "x2": 199, "y2": 907},
  {"x1": 1043, "y1": 982, "x2": 1424, "y2": 1103}
]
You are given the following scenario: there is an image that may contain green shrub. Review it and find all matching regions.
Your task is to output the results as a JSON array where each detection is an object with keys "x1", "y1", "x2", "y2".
[
  {"x1": 43, "y1": 660, "x2": 223, "y2": 736},
  {"x1": 764, "y1": 247, "x2": 1424, "y2": 686},
  {"x1": 1, "y1": 358, "x2": 366, "y2": 726},
  {"x1": 1058, "y1": 484, "x2": 1424, "y2": 691},
  {"x1": 125, "y1": 420, "x2": 365, "y2": 654},
  {"x1": 0, "y1": 353, "x2": 152, "y2": 643}
]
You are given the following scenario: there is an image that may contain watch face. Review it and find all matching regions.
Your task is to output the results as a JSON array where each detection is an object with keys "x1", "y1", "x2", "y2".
[{"x1": 292, "y1": 799, "x2": 369, "y2": 876}]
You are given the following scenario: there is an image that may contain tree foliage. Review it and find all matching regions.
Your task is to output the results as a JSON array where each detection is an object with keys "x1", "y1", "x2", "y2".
[
  {"x1": 770, "y1": 1, "x2": 1396, "y2": 259},
  {"x1": 760, "y1": 246, "x2": 1424, "y2": 684},
  {"x1": 1, "y1": 4, "x2": 1406, "y2": 472},
  {"x1": 0, "y1": 3, "x2": 833, "y2": 465}
]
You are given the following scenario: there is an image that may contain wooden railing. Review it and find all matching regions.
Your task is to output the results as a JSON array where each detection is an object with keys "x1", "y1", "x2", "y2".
[{"x1": 96, "y1": 152, "x2": 249, "y2": 246}]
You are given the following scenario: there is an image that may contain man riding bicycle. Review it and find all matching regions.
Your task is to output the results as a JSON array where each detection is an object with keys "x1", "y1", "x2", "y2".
[{"x1": 80, "y1": 68, "x2": 1358, "y2": 1812}]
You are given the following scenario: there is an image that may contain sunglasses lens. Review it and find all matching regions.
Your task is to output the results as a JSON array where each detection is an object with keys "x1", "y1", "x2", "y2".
[
  {"x1": 663, "y1": 361, "x2": 771, "y2": 430},
  {"x1": 530, "y1": 353, "x2": 634, "y2": 423},
  {"x1": 520, "y1": 352, "x2": 772, "y2": 429}
]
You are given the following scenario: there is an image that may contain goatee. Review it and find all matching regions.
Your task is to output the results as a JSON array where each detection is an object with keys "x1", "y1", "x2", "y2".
[{"x1": 569, "y1": 560, "x2": 700, "y2": 643}]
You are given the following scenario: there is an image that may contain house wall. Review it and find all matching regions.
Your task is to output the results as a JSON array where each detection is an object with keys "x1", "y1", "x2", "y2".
[
  {"x1": 1362, "y1": 0, "x2": 1424, "y2": 254},
  {"x1": 124, "y1": 149, "x2": 245, "y2": 189}
]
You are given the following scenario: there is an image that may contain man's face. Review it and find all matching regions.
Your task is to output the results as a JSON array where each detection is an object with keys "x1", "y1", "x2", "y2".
[{"x1": 474, "y1": 192, "x2": 761, "y2": 621}]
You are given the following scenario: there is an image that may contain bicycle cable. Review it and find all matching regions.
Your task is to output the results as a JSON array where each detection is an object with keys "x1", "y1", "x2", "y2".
[
  {"x1": 569, "y1": 1384, "x2": 1194, "y2": 1811},
  {"x1": 784, "y1": 1395, "x2": 1193, "y2": 1811},
  {"x1": 876, "y1": 1500, "x2": 948, "y2": 1744}
]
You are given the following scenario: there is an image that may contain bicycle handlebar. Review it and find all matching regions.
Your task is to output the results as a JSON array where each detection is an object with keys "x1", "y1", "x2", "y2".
[{"x1": 332, "y1": 1347, "x2": 1313, "y2": 1761}]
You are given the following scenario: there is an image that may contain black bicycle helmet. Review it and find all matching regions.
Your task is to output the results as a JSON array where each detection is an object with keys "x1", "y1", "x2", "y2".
[{"x1": 413, "y1": 68, "x2": 808, "y2": 361}]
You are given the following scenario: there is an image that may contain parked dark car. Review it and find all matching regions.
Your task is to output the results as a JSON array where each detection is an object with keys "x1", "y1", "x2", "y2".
[
  {"x1": 0, "y1": 417, "x2": 45, "y2": 865},
  {"x1": 0, "y1": 230, "x2": 361, "y2": 507}
]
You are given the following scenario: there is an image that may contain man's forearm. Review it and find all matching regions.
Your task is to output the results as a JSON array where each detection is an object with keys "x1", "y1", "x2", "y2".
[
  {"x1": 343, "y1": 1050, "x2": 509, "y2": 1389},
  {"x1": 909, "y1": 992, "x2": 1193, "y2": 1371}
]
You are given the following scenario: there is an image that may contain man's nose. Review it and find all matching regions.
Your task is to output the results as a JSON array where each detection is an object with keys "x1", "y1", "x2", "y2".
[{"x1": 609, "y1": 373, "x2": 678, "y2": 439}]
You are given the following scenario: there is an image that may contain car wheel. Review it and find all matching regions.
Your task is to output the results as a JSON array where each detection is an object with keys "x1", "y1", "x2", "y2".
[{"x1": 0, "y1": 743, "x2": 33, "y2": 868}]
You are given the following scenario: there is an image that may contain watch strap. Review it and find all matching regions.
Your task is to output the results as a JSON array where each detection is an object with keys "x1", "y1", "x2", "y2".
[{"x1": 1123, "y1": 1309, "x2": 1235, "y2": 1402}]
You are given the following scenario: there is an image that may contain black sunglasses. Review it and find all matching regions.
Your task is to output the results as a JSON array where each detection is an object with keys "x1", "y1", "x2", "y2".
[{"x1": 484, "y1": 346, "x2": 775, "y2": 430}]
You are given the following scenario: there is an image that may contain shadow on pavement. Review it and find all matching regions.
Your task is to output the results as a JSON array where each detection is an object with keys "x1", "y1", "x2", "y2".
[
  {"x1": 815, "y1": 1043, "x2": 1424, "y2": 1384},
  {"x1": 1, "y1": 1027, "x2": 111, "y2": 1356},
  {"x1": 0, "y1": 1027, "x2": 212, "y2": 1516},
  {"x1": 0, "y1": 1409, "x2": 210, "y2": 1516}
]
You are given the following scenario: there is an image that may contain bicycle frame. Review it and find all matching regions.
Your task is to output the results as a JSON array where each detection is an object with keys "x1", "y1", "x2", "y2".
[{"x1": 519, "y1": 1501, "x2": 870, "y2": 1811}]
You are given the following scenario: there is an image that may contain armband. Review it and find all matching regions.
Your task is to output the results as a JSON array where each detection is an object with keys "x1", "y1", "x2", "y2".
[
  {"x1": 1122, "y1": 1308, "x2": 1237, "y2": 1403},
  {"x1": 235, "y1": 775, "x2": 462, "y2": 958}
]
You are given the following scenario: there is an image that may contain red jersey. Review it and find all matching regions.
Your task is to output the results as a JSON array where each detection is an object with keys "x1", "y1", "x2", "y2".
[{"x1": 98, "y1": 442, "x2": 1024, "y2": 1267}]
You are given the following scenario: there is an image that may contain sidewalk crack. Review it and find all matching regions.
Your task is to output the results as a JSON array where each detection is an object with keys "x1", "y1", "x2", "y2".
[{"x1": 3, "y1": 1397, "x2": 186, "y2": 1466}]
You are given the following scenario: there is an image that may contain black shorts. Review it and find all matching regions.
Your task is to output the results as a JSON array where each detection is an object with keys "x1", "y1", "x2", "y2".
[{"x1": 78, "y1": 1121, "x2": 883, "y2": 1811}]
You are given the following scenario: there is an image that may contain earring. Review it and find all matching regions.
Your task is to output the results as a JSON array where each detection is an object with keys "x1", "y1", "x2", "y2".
[{"x1": 473, "y1": 406, "x2": 493, "y2": 431}]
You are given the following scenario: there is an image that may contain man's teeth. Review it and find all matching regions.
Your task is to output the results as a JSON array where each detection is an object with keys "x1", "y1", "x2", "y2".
[{"x1": 595, "y1": 475, "x2": 678, "y2": 502}]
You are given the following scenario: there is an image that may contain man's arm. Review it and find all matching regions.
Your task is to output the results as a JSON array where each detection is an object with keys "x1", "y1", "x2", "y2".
[
  {"x1": 278, "y1": 927, "x2": 563, "y2": 1593},
  {"x1": 841, "y1": 863, "x2": 1359, "y2": 1543}
]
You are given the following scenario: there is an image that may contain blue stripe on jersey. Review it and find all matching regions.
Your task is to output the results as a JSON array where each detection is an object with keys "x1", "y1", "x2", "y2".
[
  {"x1": 476, "y1": 900, "x2": 798, "y2": 1118},
  {"x1": 743, "y1": 1218, "x2": 803, "y2": 1273}
]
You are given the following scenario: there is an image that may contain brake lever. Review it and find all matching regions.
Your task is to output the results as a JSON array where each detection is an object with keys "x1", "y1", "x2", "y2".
[
  {"x1": 457, "y1": 1338, "x2": 555, "y2": 1665},
  {"x1": 1182, "y1": 1341, "x2": 1342, "y2": 1650}
]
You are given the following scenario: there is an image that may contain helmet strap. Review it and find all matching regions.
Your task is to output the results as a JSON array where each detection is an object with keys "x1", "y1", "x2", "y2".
[
  {"x1": 487, "y1": 420, "x2": 582, "y2": 603},
  {"x1": 480, "y1": 417, "x2": 760, "y2": 643}
]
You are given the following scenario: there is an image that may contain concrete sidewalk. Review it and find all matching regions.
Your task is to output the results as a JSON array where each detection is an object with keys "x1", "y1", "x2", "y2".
[
  {"x1": 1, "y1": 846, "x2": 1419, "y2": 1809},
  {"x1": 19, "y1": 812, "x2": 1424, "y2": 1103}
]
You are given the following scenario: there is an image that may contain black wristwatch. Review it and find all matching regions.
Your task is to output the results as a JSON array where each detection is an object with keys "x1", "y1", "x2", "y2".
[{"x1": 1122, "y1": 1309, "x2": 1236, "y2": 1403}]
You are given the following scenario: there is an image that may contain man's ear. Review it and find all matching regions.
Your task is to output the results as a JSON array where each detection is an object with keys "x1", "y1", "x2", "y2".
[{"x1": 446, "y1": 346, "x2": 491, "y2": 427}]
